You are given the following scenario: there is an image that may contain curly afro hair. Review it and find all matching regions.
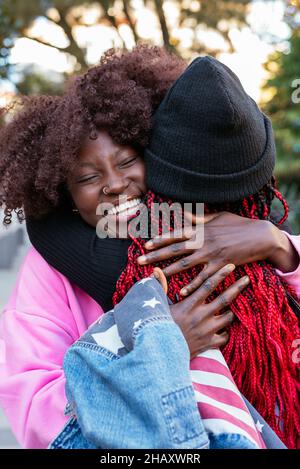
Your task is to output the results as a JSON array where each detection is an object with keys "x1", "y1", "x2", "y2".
[{"x1": 0, "y1": 45, "x2": 186, "y2": 225}]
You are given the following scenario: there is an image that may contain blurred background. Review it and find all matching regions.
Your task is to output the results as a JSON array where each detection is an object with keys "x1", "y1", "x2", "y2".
[{"x1": 0, "y1": 0, "x2": 299, "y2": 448}]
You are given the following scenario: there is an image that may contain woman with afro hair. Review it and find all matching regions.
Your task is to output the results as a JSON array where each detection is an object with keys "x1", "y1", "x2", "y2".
[{"x1": 0, "y1": 46, "x2": 299, "y2": 449}]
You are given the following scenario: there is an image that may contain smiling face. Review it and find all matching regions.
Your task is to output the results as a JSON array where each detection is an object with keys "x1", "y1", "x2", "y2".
[{"x1": 67, "y1": 130, "x2": 147, "y2": 231}]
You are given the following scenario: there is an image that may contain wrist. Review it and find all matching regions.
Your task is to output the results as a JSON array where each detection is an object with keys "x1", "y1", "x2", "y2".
[{"x1": 268, "y1": 222, "x2": 299, "y2": 273}]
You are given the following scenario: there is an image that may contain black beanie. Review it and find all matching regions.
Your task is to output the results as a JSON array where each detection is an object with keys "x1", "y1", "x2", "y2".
[{"x1": 144, "y1": 55, "x2": 276, "y2": 203}]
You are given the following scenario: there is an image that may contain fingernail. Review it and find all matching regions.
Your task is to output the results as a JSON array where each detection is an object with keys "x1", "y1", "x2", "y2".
[
  {"x1": 137, "y1": 255, "x2": 147, "y2": 264},
  {"x1": 226, "y1": 264, "x2": 236, "y2": 272},
  {"x1": 243, "y1": 275, "x2": 250, "y2": 284},
  {"x1": 145, "y1": 241, "x2": 153, "y2": 249},
  {"x1": 180, "y1": 288, "x2": 188, "y2": 296}
]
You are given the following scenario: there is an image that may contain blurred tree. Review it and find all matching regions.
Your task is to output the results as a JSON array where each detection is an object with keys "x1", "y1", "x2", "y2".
[
  {"x1": 286, "y1": 0, "x2": 300, "y2": 20},
  {"x1": 0, "y1": 0, "x2": 16, "y2": 80},
  {"x1": 277, "y1": 181, "x2": 300, "y2": 232},
  {"x1": 262, "y1": 30, "x2": 300, "y2": 183},
  {"x1": 175, "y1": 0, "x2": 251, "y2": 55},
  {"x1": 14, "y1": 66, "x2": 66, "y2": 95},
  {"x1": 0, "y1": 0, "x2": 252, "y2": 89},
  {"x1": 262, "y1": 1, "x2": 300, "y2": 230}
]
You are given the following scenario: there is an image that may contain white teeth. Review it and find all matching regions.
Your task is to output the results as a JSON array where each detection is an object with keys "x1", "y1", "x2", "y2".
[{"x1": 107, "y1": 198, "x2": 141, "y2": 216}]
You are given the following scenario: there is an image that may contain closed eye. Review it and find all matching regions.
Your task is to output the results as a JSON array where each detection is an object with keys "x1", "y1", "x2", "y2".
[
  {"x1": 77, "y1": 175, "x2": 100, "y2": 183},
  {"x1": 119, "y1": 156, "x2": 138, "y2": 168}
]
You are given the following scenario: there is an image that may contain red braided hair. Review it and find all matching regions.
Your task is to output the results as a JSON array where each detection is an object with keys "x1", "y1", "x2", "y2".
[{"x1": 113, "y1": 180, "x2": 300, "y2": 449}]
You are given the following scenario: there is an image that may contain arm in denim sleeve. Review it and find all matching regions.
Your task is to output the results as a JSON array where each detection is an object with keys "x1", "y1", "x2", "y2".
[
  {"x1": 54, "y1": 278, "x2": 265, "y2": 449},
  {"x1": 61, "y1": 279, "x2": 209, "y2": 449}
]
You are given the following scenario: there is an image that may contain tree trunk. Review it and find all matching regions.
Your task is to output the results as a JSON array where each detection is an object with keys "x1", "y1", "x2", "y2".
[
  {"x1": 122, "y1": 0, "x2": 140, "y2": 44},
  {"x1": 153, "y1": 0, "x2": 173, "y2": 51},
  {"x1": 55, "y1": 10, "x2": 88, "y2": 70},
  {"x1": 97, "y1": 1, "x2": 125, "y2": 48}
]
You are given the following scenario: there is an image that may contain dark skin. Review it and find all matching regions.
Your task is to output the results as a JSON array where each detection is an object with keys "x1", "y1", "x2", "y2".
[
  {"x1": 67, "y1": 130, "x2": 146, "y2": 230},
  {"x1": 67, "y1": 130, "x2": 299, "y2": 357},
  {"x1": 138, "y1": 211, "x2": 299, "y2": 296},
  {"x1": 166, "y1": 264, "x2": 250, "y2": 358}
]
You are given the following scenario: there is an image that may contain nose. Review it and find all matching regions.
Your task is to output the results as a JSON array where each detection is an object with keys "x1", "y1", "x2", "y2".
[{"x1": 102, "y1": 172, "x2": 130, "y2": 196}]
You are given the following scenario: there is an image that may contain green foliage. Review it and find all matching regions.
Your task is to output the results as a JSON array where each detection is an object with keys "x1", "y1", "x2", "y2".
[
  {"x1": 276, "y1": 182, "x2": 300, "y2": 233},
  {"x1": 262, "y1": 17, "x2": 300, "y2": 231},
  {"x1": 15, "y1": 67, "x2": 66, "y2": 95},
  {"x1": 263, "y1": 29, "x2": 300, "y2": 183}
]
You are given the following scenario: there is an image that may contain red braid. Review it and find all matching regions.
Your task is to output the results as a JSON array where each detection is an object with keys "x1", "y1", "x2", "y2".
[{"x1": 113, "y1": 186, "x2": 300, "y2": 449}]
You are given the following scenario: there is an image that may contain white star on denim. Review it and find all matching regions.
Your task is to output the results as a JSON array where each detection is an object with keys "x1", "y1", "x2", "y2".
[
  {"x1": 92, "y1": 324, "x2": 124, "y2": 355},
  {"x1": 133, "y1": 319, "x2": 142, "y2": 329},
  {"x1": 142, "y1": 297, "x2": 161, "y2": 308},
  {"x1": 138, "y1": 278, "x2": 152, "y2": 285},
  {"x1": 255, "y1": 420, "x2": 264, "y2": 433}
]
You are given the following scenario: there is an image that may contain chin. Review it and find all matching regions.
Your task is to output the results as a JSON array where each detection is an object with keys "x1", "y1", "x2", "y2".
[{"x1": 78, "y1": 213, "x2": 98, "y2": 229}]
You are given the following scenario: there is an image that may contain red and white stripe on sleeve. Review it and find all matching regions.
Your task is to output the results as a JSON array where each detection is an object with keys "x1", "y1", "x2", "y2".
[{"x1": 190, "y1": 349, "x2": 266, "y2": 449}]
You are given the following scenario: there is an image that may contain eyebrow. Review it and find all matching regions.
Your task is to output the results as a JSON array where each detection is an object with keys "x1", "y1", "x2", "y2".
[
  {"x1": 77, "y1": 162, "x2": 98, "y2": 169},
  {"x1": 77, "y1": 149, "x2": 137, "y2": 169}
]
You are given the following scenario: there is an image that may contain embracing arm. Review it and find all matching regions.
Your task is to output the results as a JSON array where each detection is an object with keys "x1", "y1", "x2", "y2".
[
  {"x1": 138, "y1": 213, "x2": 300, "y2": 297},
  {"x1": 27, "y1": 210, "x2": 300, "y2": 305}
]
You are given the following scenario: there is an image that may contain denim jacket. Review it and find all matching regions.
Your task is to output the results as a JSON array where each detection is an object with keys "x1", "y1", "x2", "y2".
[{"x1": 49, "y1": 277, "x2": 283, "y2": 449}]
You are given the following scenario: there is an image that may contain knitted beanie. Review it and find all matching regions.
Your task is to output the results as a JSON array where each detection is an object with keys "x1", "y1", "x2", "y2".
[{"x1": 144, "y1": 56, "x2": 276, "y2": 203}]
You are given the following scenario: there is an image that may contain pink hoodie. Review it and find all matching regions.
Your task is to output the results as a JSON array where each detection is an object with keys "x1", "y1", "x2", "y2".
[{"x1": 1, "y1": 233, "x2": 300, "y2": 448}]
